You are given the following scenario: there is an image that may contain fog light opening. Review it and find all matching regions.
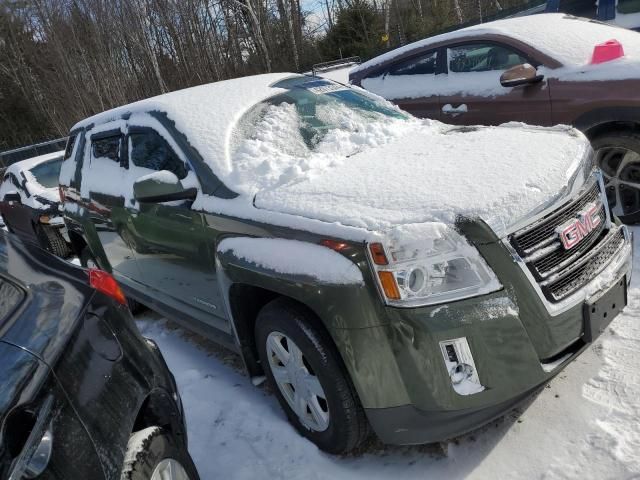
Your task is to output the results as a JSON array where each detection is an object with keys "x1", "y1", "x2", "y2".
[{"x1": 439, "y1": 337, "x2": 485, "y2": 396}]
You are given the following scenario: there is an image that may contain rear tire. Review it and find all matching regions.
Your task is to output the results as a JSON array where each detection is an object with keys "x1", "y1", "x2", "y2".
[
  {"x1": 121, "y1": 426, "x2": 199, "y2": 480},
  {"x1": 592, "y1": 131, "x2": 640, "y2": 223},
  {"x1": 255, "y1": 298, "x2": 370, "y2": 454},
  {"x1": 36, "y1": 224, "x2": 70, "y2": 258}
]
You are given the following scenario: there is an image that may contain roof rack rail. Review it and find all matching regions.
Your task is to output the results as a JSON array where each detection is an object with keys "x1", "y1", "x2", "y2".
[{"x1": 311, "y1": 56, "x2": 361, "y2": 76}]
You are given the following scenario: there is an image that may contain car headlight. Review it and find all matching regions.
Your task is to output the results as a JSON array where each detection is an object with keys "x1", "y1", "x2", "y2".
[{"x1": 368, "y1": 223, "x2": 502, "y2": 307}]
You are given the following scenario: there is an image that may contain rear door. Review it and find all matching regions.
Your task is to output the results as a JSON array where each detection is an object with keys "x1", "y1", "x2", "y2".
[
  {"x1": 359, "y1": 49, "x2": 442, "y2": 120},
  {"x1": 439, "y1": 41, "x2": 552, "y2": 126}
]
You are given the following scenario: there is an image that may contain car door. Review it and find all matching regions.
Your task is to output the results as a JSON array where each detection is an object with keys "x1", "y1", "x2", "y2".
[
  {"x1": 439, "y1": 41, "x2": 552, "y2": 126},
  {"x1": 83, "y1": 127, "x2": 143, "y2": 281},
  {"x1": 124, "y1": 125, "x2": 229, "y2": 331},
  {"x1": 359, "y1": 49, "x2": 442, "y2": 120},
  {"x1": 1, "y1": 173, "x2": 35, "y2": 236}
]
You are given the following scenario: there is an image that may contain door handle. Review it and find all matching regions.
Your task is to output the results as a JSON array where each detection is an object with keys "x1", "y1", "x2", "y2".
[{"x1": 442, "y1": 104, "x2": 468, "y2": 115}]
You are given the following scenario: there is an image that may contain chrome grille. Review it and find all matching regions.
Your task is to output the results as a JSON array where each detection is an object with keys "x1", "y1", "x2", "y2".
[{"x1": 509, "y1": 181, "x2": 623, "y2": 302}]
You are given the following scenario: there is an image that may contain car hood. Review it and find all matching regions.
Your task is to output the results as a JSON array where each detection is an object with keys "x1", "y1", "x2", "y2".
[{"x1": 254, "y1": 123, "x2": 593, "y2": 237}]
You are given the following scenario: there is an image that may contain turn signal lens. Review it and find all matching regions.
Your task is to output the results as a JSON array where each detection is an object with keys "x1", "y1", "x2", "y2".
[
  {"x1": 378, "y1": 271, "x2": 400, "y2": 300},
  {"x1": 369, "y1": 243, "x2": 388, "y2": 265},
  {"x1": 88, "y1": 268, "x2": 127, "y2": 305},
  {"x1": 321, "y1": 239, "x2": 350, "y2": 252}
]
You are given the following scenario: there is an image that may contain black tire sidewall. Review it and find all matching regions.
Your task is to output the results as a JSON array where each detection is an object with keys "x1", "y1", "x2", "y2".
[{"x1": 255, "y1": 300, "x2": 364, "y2": 454}]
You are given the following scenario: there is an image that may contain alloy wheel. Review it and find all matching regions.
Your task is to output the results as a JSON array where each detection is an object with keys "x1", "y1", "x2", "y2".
[
  {"x1": 266, "y1": 331, "x2": 330, "y2": 432},
  {"x1": 598, "y1": 146, "x2": 640, "y2": 218},
  {"x1": 150, "y1": 458, "x2": 190, "y2": 480}
]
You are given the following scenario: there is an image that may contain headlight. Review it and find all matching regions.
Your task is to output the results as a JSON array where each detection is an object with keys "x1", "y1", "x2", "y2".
[{"x1": 368, "y1": 223, "x2": 502, "y2": 307}]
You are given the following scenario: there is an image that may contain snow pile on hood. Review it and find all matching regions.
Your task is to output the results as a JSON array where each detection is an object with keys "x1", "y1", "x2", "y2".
[
  {"x1": 217, "y1": 237, "x2": 363, "y2": 285},
  {"x1": 254, "y1": 123, "x2": 591, "y2": 235},
  {"x1": 353, "y1": 14, "x2": 640, "y2": 72}
]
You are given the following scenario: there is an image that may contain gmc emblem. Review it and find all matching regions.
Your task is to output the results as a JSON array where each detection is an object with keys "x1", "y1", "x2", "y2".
[{"x1": 556, "y1": 202, "x2": 602, "y2": 250}]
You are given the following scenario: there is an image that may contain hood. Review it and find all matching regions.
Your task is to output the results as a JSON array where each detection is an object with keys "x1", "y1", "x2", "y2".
[{"x1": 254, "y1": 123, "x2": 592, "y2": 237}]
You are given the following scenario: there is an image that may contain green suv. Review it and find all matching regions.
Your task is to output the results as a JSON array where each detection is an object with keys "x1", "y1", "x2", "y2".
[{"x1": 60, "y1": 74, "x2": 633, "y2": 454}]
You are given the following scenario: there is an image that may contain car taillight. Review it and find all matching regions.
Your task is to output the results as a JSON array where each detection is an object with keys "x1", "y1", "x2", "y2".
[
  {"x1": 88, "y1": 268, "x2": 127, "y2": 305},
  {"x1": 58, "y1": 186, "x2": 65, "y2": 203}
]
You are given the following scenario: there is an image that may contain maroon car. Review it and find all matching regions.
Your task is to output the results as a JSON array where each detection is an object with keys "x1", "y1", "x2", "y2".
[{"x1": 350, "y1": 13, "x2": 640, "y2": 222}]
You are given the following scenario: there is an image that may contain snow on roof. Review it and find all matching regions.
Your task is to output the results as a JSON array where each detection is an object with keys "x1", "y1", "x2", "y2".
[
  {"x1": 72, "y1": 73, "x2": 296, "y2": 184},
  {"x1": 353, "y1": 14, "x2": 640, "y2": 72},
  {"x1": 4, "y1": 150, "x2": 64, "y2": 177}
]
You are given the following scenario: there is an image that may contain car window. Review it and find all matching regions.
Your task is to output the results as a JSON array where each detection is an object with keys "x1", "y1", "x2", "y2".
[
  {"x1": 10, "y1": 174, "x2": 21, "y2": 190},
  {"x1": 129, "y1": 130, "x2": 188, "y2": 180},
  {"x1": 29, "y1": 157, "x2": 63, "y2": 188},
  {"x1": 387, "y1": 51, "x2": 438, "y2": 76},
  {"x1": 448, "y1": 43, "x2": 527, "y2": 73},
  {"x1": 92, "y1": 135, "x2": 121, "y2": 162},
  {"x1": 618, "y1": 0, "x2": 640, "y2": 13},
  {"x1": 64, "y1": 135, "x2": 77, "y2": 160}
]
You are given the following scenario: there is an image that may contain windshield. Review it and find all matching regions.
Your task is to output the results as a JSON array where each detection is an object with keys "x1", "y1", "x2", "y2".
[
  {"x1": 230, "y1": 77, "x2": 412, "y2": 194},
  {"x1": 29, "y1": 157, "x2": 63, "y2": 188}
]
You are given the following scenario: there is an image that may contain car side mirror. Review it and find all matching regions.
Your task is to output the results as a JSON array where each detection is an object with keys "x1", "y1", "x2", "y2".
[
  {"x1": 3, "y1": 192, "x2": 21, "y2": 204},
  {"x1": 133, "y1": 171, "x2": 197, "y2": 203},
  {"x1": 500, "y1": 64, "x2": 544, "y2": 88}
]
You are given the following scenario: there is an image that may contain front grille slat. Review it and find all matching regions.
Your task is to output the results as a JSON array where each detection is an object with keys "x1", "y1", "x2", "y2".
[
  {"x1": 510, "y1": 180, "x2": 623, "y2": 302},
  {"x1": 513, "y1": 183, "x2": 601, "y2": 255}
]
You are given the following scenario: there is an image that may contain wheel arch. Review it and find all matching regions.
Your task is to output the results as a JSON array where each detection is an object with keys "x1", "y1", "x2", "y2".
[
  {"x1": 574, "y1": 108, "x2": 640, "y2": 140},
  {"x1": 131, "y1": 387, "x2": 187, "y2": 447}
]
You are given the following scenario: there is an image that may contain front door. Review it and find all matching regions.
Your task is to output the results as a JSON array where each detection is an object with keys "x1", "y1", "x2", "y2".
[
  {"x1": 83, "y1": 127, "x2": 142, "y2": 281},
  {"x1": 439, "y1": 42, "x2": 552, "y2": 126},
  {"x1": 359, "y1": 49, "x2": 442, "y2": 120},
  {"x1": 124, "y1": 125, "x2": 228, "y2": 331}
]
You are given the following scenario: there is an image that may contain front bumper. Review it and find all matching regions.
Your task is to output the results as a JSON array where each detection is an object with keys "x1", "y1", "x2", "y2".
[{"x1": 334, "y1": 227, "x2": 632, "y2": 446}]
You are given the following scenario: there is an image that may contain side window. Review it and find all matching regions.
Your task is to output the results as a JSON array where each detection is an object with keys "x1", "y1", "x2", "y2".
[
  {"x1": 64, "y1": 134, "x2": 77, "y2": 160},
  {"x1": 448, "y1": 43, "x2": 527, "y2": 73},
  {"x1": 387, "y1": 51, "x2": 438, "y2": 76},
  {"x1": 129, "y1": 130, "x2": 187, "y2": 180},
  {"x1": 91, "y1": 135, "x2": 121, "y2": 162}
]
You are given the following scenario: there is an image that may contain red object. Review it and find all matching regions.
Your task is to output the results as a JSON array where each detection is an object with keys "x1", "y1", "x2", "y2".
[
  {"x1": 591, "y1": 39, "x2": 625, "y2": 64},
  {"x1": 88, "y1": 268, "x2": 127, "y2": 305},
  {"x1": 321, "y1": 239, "x2": 350, "y2": 252}
]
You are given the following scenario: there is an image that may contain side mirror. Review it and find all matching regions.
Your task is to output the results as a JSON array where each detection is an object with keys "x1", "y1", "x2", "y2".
[
  {"x1": 133, "y1": 171, "x2": 197, "y2": 203},
  {"x1": 3, "y1": 192, "x2": 21, "y2": 204},
  {"x1": 500, "y1": 63, "x2": 544, "y2": 88}
]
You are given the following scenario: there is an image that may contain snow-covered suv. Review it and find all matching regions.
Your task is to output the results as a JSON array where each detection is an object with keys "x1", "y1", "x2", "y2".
[{"x1": 60, "y1": 74, "x2": 632, "y2": 453}]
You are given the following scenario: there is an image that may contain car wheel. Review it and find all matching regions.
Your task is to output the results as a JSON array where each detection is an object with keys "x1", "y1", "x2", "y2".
[
  {"x1": 593, "y1": 131, "x2": 640, "y2": 223},
  {"x1": 36, "y1": 224, "x2": 71, "y2": 258},
  {"x1": 255, "y1": 298, "x2": 370, "y2": 454},
  {"x1": 121, "y1": 427, "x2": 199, "y2": 480}
]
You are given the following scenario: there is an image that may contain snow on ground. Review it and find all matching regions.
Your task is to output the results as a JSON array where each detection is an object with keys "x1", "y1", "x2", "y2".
[{"x1": 135, "y1": 227, "x2": 640, "y2": 480}]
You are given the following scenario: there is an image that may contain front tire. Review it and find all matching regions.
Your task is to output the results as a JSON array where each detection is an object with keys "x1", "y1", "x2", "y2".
[
  {"x1": 121, "y1": 427, "x2": 199, "y2": 480},
  {"x1": 593, "y1": 131, "x2": 640, "y2": 223},
  {"x1": 36, "y1": 224, "x2": 70, "y2": 258},
  {"x1": 255, "y1": 298, "x2": 370, "y2": 454}
]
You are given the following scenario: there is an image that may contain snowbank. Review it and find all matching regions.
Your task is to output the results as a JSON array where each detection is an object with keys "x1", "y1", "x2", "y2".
[{"x1": 217, "y1": 237, "x2": 364, "y2": 285}]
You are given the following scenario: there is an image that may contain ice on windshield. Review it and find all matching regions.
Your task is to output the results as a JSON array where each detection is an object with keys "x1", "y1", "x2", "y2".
[{"x1": 229, "y1": 80, "x2": 411, "y2": 195}]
